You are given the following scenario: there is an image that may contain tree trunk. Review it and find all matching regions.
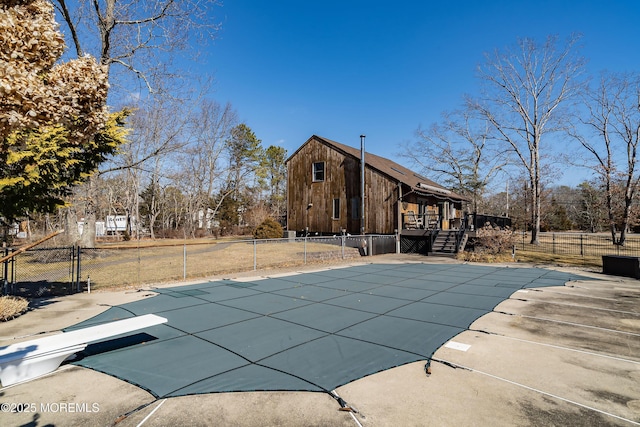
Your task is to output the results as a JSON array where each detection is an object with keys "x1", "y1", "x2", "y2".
[
  {"x1": 530, "y1": 179, "x2": 540, "y2": 245},
  {"x1": 604, "y1": 176, "x2": 618, "y2": 245},
  {"x1": 64, "y1": 207, "x2": 80, "y2": 244},
  {"x1": 619, "y1": 193, "x2": 634, "y2": 246},
  {"x1": 26, "y1": 217, "x2": 32, "y2": 240},
  {"x1": 79, "y1": 176, "x2": 97, "y2": 248}
]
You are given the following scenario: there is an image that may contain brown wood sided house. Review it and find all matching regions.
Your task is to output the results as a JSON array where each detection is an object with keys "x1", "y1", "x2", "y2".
[{"x1": 286, "y1": 135, "x2": 468, "y2": 238}]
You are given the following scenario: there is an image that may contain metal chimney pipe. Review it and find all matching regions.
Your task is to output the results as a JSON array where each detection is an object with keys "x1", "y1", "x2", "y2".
[{"x1": 360, "y1": 134, "x2": 366, "y2": 235}]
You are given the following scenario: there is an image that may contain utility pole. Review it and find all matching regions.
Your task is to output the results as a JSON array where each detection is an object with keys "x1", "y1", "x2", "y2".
[
  {"x1": 360, "y1": 135, "x2": 366, "y2": 235},
  {"x1": 506, "y1": 180, "x2": 509, "y2": 216}
]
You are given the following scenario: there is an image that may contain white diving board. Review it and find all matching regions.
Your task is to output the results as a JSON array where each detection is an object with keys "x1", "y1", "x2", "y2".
[{"x1": 0, "y1": 314, "x2": 167, "y2": 386}]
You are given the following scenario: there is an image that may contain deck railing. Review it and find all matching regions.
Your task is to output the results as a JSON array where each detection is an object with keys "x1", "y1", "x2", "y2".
[
  {"x1": 401, "y1": 212, "x2": 511, "y2": 231},
  {"x1": 401, "y1": 213, "x2": 440, "y2": 230}
]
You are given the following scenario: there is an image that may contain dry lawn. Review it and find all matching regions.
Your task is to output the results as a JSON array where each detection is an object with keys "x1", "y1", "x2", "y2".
[
  {"x1": 513, "y1": 232, "x2": 640, "y2": 268},
  {"x1": 514, "y1": 251, "x2": 601, "y2": 268},
  {"x1": 461, "y1": 231, "x2": 636, "y2": 268},
  {"x1": 517, "y1": 232, "x2": 640, "y2": 256},
  {"x1": 17, "y1": 239, "x2": 359, "y2": 291}
]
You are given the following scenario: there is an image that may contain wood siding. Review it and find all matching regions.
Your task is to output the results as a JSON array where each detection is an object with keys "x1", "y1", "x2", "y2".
[
  {"x1": 363, "y1": 167, "x2": 398, "y2": 234},
  {"x1": 287, "y1": 137, "x2": 399, "y2": 234},
  {"x1": 287, "y1": 138, "x2": 360, "y2": 234},
  {"x1": 287, "y1": 136, "x2": 464, "y2": 235}
]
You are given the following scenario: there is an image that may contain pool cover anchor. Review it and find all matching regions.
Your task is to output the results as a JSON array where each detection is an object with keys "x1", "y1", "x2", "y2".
[
  {"x1": 114, "y1": 399, "x2": 160, "y2": 424},
  {"x1": 330, "y1": 390, "x2": 361, "y2": 414},
  {"x1": 431, "y1": 357, "x2": 473, "y2": 371},
  {"x1": 424, "y1": 360, "x2": 432, "y2": 376}
]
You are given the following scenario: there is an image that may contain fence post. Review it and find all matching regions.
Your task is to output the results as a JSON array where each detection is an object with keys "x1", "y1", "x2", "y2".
[
  {"x1": 580, "y1": 234, "x2": 584, "y2": 256},
  {"x1": 552, "y1": 233, "x2": 556, "y2": 254},
  {"x1": 183, "y1": 244, "x2": 187, "y2": 281},
  {"x1": 2, "y1": 247, "x2": 8, "y2": 295},
  {"x1": 70, "y1": 246, "x2": 76, "y2": 295},
  {"x1": 253, "y1": 240, "x2": 257, "y2": 271},
  {"x1": 341, "y1": 230, "x2": 345, "y2": 260},
  {"x1": 304, "y1": 236, "x2": 307, "y2": 264},
  {"x1": 76, "y1": 246, "x2": 82, "y2": 293},
  {"x1": 9, "y1": 249, "x2": 15, "y2": 295},
  {"x1": 10, "y1": 252, "x2": 14, "y2": 292}
]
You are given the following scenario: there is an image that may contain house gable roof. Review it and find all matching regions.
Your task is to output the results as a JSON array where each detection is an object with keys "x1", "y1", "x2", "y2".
[{"x1": 288, "y1": 135, "x2": 467, "y2": 202}]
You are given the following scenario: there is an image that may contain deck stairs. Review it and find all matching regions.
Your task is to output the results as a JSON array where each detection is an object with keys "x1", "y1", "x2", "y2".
[{"x1": 431, "y1": 230, "x2": 468, "y2": 255}]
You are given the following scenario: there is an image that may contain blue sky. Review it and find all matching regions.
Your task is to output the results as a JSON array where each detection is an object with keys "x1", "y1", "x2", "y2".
[{"x1": 196, "y1": 0, "x2": 640, "y2": 187}]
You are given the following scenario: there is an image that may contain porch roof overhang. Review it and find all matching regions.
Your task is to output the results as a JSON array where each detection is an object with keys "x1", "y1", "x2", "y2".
[{"x1": 402, "y1": 184, "x2": 469, "y2": 204}]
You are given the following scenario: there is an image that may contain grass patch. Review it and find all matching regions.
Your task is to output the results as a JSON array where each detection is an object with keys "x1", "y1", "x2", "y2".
[
  {"x1": 514, "y1": 250, "x2": 602, "y2": 268},
  {"x1": 515, "y1": 232, "x2": 640, "y2": 258},
  {"x1": 79, "y1": 240, "x2": 355, "y2": 290},
  {"x1": 0, "y1": 296, "x2": 29, "y2": 321},
  {"x1": 96, "y1": 237, "x2": 246, "y2": 249},
  {"x1": 459, "y1": 247, "x2": 602, "y2": 268}
]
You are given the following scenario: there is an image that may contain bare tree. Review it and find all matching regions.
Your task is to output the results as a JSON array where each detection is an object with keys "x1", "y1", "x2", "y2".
[
  {"x1": 161, "y1": 185, "x2": 186, "y2": 235},
  {"x1": 405, "y1": 109, "x2": 508, "y2": 214},
  {"x1": 174, "y1": 101, "x2": 238, "y2": 236},
  {"x1": 53, "y1": 0, "x2": 220, "y2": 96},
  {"x1": 189, "y1": 101, "x2": 238, "y2": 200},
  {"x1": 576, "y1": 181, "x2": 606, "y2": 233},
  {"x1": 52, "y1": 0, "x2": 220, "y2": 246},
  {"x1": 110, "y1": 96, "x2": 193, "y2": 237},
  {"x1": 574, "y1": 72, "x2": 640, "y2": 245},
  {"x1": 469, "y1": 35, "x2": 585, "y2": 244}
]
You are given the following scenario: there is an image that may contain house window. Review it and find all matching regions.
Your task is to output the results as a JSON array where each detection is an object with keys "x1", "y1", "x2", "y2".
[
  {"x1": 312, "y1": 162, "x2": 325, "y2": 182},
  {"x1": 333, "y1": 198, "x2": 340, "y2": 219}
]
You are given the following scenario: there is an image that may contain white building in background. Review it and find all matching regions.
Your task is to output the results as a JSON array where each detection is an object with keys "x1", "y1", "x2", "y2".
[
  {"x1": 95, "y1": 221, "x2": 106, "y2": 237},
  {"x1": 196, "y1": 208, "x2": 219, "y2": 230},
  {"x1": 105, "y1": 215, "x2": 140, "y2": 235},
  {"x1": 81, "y1": 215, "x2": 137, "y2": 237},
  {"x1": 105, "y1": 215, "x2": 129, "y2": 234}
]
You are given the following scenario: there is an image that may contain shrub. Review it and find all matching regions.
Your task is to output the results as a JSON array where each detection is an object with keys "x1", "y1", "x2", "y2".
[
  {"x1": 253, "y1": 218, "x2": 283, "y2": 239},
  {"x1": 194, "y1": 228, "x2": 208, "y2": 238},
  {"x1": 0, "y1": 296, "x2": 29, "y2": 321},
  {"x1": 459, "y1": 223, "x2": 516, "y2": 263},
  {"x1": 475, "y1": 223, "x2": 515, "y2": 254}
]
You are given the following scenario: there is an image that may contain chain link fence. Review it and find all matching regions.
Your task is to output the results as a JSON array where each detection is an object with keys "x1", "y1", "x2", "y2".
[
  {"x1": 1, "y1": 246, "x2": 83, "y2": 297},
  {"x1": 6, "y1": 232, "x2": 635, "y2": 296},
  {"x1": 2, "y1": 235, "x2": 397, "y2": 296}
]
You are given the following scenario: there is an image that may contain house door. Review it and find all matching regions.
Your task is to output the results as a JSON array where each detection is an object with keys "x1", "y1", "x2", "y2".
[
  {"x1": 418, "y1": 202, "x2": 425, "y2": 226},
  {"x1": 438, "y1": 202, "x2": 450, "y2": 230}
]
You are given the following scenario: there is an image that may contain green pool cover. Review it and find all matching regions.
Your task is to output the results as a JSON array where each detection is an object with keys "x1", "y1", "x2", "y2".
[{"x1": 68, "y1": 263, "x2": 595, "y2": 397}]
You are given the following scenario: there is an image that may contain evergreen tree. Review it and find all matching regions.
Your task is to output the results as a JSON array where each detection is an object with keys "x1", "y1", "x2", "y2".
[{"x1": 0, "y1": 1, "x2": 128, "y2": 222}]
